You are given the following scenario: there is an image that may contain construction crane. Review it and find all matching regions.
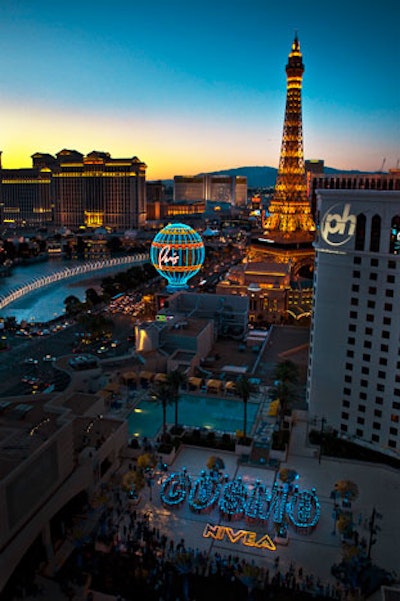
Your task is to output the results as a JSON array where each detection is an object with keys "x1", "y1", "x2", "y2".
[{"x1": 378, "y1": 158, "x2": 386, "y2": 172}]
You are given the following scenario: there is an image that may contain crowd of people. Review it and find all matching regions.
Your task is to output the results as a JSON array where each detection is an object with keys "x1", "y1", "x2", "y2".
[{"x1": 55, "y1": 486, "x2": 357, "y2": 601}]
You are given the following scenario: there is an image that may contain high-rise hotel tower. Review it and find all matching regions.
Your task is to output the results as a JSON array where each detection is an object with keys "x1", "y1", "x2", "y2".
[{"x1": 308, "y1": 189, "x2": 400, "y2": 457}]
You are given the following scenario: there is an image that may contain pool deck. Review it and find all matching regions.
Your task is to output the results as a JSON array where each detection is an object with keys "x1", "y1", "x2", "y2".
[
  {"x1": 118, "y1": 410, "x2": 400, "y2": 591},
  {"x1": 125, "y1": 389, "x2": 269, "y2": 439}
]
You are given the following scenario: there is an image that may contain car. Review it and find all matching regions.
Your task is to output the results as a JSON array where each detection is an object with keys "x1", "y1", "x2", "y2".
[
  {"x1": 23, "y1": 358, "x2": 38, "y2": 365},
  {"x1": 43, "y1": 354, "x2": 56, "y2": 362}
]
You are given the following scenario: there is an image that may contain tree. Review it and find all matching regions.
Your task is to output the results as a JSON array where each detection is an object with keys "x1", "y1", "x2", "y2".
[
  {"x1": 77, "y1": 313, "x2": 113, "y2": 341},
  {"x1": 272, "y1": 360, "x2": 299, "y2": 427},
  {"x1": 4, "y1": 316, "x2": 17, "y2": 331},
  {"x1": 85, "y1": 287, "x2": 102, "y2": 307},
  {"x1": 64, "y1": 295, "x2": 84, "y2": 317},
  {"x1": 167, "y1": 369, "x2": 187, "y2": 429},
  {"x1": 150, "y1": 381, "x2": 173, "y2": 441},
  {"x1": 235, "y1": 375, "x2": 252, "y2": 438},
  {"x1": 274, "y1": 360, "x2": 298, "y2": 385}
]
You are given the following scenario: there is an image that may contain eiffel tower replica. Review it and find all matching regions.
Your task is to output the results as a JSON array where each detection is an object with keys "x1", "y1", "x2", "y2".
[{"x1": 259, "y1": 34, "x2": 316, "y2": 268}]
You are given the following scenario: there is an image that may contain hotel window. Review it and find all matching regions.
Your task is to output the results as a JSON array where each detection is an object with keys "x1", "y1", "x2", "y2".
[
  {"x1": 350, "y1": 311, "x2": 358, "y2": 319},
  {"x1": 355, "y1": 214, "x2": 366, "y2": 250},
  {"x1": 374, "y1": 409, "x2": 382, "y2": 417},
  {"x1": 391, "y1": 414, "x2": 399, "y2": 423},
  {"x1": 382, "y1": 331, "x2": 390, "y2": 339},
  {"x1": 386, "y1": 289, "x2": 394, "y2": 297},
  {"x1": 388, "y1": 260, "x2": 396, "y2": 268},
  {"x1": 353, "y1": 270, "x2": 360, "y2": 278},
  {"x1": 371, "y1": 434, "x2": 380, "y2": 442},
  {"x1": 361, "y1": 366, "x2": 369, "y2": 374},
  {"x1": 341, "y1": 412, "x2": 349, "y2": 420},
  {"x1": 383, "y1": 317, "x2": 391, "y2": 326},
  {"x1": 343, "y1": 387, "x2": 351, "y2": 395},
  {"x1": 375, "y1": 397, "x2": 383, "y2": 405},
  {"x1": 372, "y1": 422, "x2": 381, "y2": 430},
  {"x1": 354, "y1": 256, "x2": 361, "y2": 265},
  {"x1": 368, "y1": 286, "x2": 377, "y2": 294},
  {"x1": 351, "y1": 284, "x2": 359, "y2": 292},
  {"x1": 342, "y1": 400, "x2": 350, "y2": 408},
  {"x1": 350, "y1": 298, "x2": 358, "y2": 306},
  {"x1": 378, "y1": 371, "x2": 386, "y2": 379},
  {"x1": 389, "y1": 218, "x2": 400, "y2": 254},
  {"x1": 341, "y1": 424, "x2": 348, "y2": 432},
  {"x1": 347, "y1": 337, "x2": 355, "y2": 345},
  {"x1": 357, "y1": 417, "x2": 365, "y2": 424},
  {"x1": 365, "y1": 327, "x2": 373, "y2": 336},
  {"x1": 393, "y1": 401, "x2": 400, "y2": 409},
  {"x1": 360, "y1": 379, "x2": 368, "y2": 387},
  {"x1": 356, "y1": 429, "x2": 363, "y2": 437},
  {"x1": 366, "y1": 314, "x2": 374, "y2": 322},
  {"x1": 359, "y1": 392, "x2": 367, "y2": 400},
  {"x1": 370, "y1": 215, "x2": 381, "y2": 252},
  {"x1": 381, "y1": 344, "x2": 388, "y2": 352},
  {"x1": 344, "y1": 375, "x2": 352, "y2": 383},
  {"x1": 362, "y1": 354, "x2": 371, "y2": 362},
  {"x1": 345, "y1": 363, "x2": 353, "y2": 370},
  {"x1": 377, "y1": 383, "x2": 385, "y2": 392},
  {"x1": 363, "y1": 340, "x2": 372, "y2": 349},
  {"x1": 370, "y1": 258, "x2": 379, "y2": 267},
  {"x1": 367, "y1": 300, "x2": 375, "y2": 309},
  {"x1": 388, "y1": 440, "x2": 397, "y2": 448},
  {"x1": 369, "y1": 272, "x2": 378, "y2": 281},
  {"x1": 394, "y1": 390, "x2": 400, "y2": 397},
  {"x1": 387, "y1": 274, "x2": 395, "y2": 283},
  {"x1": 349, "y1": 324, "x2": 356, "y2": 332},
  {"x1": 390, "y1": 427, "x2": 398, "y2": 436},
  {"x1": 358, "y1": 404, "x2": 366, "y2": 412},
  {"x1": 379, "y1": 357, "x2": 387, "y2": 366},
  {"x1": 346, "y1": 350, "x2": 354, "y2": 358}
]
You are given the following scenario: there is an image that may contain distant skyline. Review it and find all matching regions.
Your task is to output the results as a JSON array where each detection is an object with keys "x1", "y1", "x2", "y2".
[{"x1": 0, "y1": 0, "x2": 399, "y2": 180}]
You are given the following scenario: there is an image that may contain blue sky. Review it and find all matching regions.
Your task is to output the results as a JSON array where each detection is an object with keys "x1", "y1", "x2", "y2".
[{"x1": 0, "y1": 0, "x2": 399, "y2": 178}]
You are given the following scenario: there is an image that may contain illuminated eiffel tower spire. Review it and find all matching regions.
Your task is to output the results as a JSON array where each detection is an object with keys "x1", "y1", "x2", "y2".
[{"x1": 264, "y1": 34, "x2": 315, "y2": 237}]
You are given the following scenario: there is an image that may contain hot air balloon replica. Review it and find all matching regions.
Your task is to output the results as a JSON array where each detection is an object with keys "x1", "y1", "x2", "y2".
[{"x1": 150, "y1": 223, "x2": 205, "y2": 292}]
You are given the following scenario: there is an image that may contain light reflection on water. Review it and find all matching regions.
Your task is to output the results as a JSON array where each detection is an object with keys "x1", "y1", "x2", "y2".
[
  {"x1": 128, "y1": 394, "x2": 259, "y2": 439},
  {"x1": 0, "y1": 260, "x2": 134, "y2": 323}
]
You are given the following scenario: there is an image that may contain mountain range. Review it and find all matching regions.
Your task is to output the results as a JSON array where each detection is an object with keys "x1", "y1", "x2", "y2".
[{"x1": 155, "y1": 166, "x2": 381, "y2": 189}]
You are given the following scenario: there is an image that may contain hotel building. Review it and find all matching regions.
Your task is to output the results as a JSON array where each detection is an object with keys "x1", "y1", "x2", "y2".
[
  {"x1": 0, "y1": 149, "x2": 147, "y2": 230},
  {"x1": 174, "y1": 174, "x2": 247, "y2": 207},
  {"x1": 0, "y1": 390, "x2": 127, "y2": 593},
  {"x1": 307, "y1": 189, "x2": 400, "y2": 456}
]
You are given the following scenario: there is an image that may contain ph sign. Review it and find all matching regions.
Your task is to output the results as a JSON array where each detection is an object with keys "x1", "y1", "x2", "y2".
[{"x1": 320, "y1": 203, "x2": 356, "y2": 247}]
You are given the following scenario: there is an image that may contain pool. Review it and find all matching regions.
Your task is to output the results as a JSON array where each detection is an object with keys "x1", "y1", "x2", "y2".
[{"x1": 128, "y1": 393, "x2": 260, "y2": 439}]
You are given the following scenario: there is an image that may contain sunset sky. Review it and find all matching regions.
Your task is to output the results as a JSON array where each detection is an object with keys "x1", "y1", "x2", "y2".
[{"x1": 0, "y1": 0, "x2": 399, "y2": 179}]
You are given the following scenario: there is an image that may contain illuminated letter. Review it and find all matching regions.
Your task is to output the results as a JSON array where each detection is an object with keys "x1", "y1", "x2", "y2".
[
  {"x1": 203, "y1": 523, "x2": 223, "y2": 540},
  {"x1": 224, "y1": 528, "x2": 248, "y2": 544},
  {"x1": 219, "y1": 477, "x2": 248, "y2": 517},
  {"x1": 254, "y1": 534, "x2": 276, "y2": 551},
  {"x1": 189, "y1": 473, "x2": 221, "y2": 512},
  {"x1": 287, "y1": 488, "x2": 320, "y2": 529}
]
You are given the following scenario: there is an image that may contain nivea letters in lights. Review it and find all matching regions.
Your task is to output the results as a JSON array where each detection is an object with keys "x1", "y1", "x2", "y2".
[{"x1": 150, "y1": 223, "x2": 205, "y2": 292}]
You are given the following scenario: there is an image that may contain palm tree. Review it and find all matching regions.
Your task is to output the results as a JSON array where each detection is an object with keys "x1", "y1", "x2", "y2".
[
  {"x1": 150, "y1": 380, "x2": 172, "y2": 441},
  {"x1": 235, "y1": 375, "x2": 252, "y2": 439},
  {"x1": 273, "y1": 360, "x2": 299, "y2": 427},
  {"x1": 167, "y1": 369, "x2": 188, "y2": 430},
  {"x1": 274, "y1": 360, "x2": 298, "y2": 386}
]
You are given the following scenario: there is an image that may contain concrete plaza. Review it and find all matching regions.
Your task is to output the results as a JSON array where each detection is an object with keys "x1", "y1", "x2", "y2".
[{"x1": 135, "y1": 412, "x2": 400, "y2": 586}]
